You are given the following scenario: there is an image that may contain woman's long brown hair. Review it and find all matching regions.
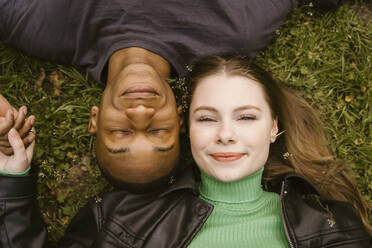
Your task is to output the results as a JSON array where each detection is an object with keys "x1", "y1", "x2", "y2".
[{"x1": 186, "y1": 54, "x2": 371, "y2": 234}]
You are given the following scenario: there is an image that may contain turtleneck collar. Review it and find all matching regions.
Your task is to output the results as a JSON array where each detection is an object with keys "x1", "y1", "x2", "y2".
[{"x1": 199, "y1": 168, "x2": 264, "y2": 204}]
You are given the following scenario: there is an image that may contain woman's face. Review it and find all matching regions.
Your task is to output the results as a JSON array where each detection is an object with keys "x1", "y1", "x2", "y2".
[{"x1": 189, "y1": 74, "x2": 278, "y2": 182}]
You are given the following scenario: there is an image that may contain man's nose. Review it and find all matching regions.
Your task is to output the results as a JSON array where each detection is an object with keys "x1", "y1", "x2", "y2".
[
  {"x1": 126, "y1": 105, "x2": 155, "y2": 127},
  {"x1": 216, "y1": 121, "x2": 237, "y2": 145}
]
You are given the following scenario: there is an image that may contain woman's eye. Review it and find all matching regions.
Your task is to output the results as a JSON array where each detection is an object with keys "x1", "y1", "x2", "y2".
[
  {"x1": 197, "y1": 116, "x2": 216, "y2": 122},
  {"x1": 238, "y1": 115, "x2": 256, "y2": 121}
]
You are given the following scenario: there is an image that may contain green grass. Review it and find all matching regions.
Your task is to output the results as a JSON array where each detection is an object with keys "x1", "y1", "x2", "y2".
[
  {"x1": 0, "y1": 2, "x2": 371, "y2": 245},
  {"x1": 256, "y1": 2, "x2": 371, "y2": 200}
]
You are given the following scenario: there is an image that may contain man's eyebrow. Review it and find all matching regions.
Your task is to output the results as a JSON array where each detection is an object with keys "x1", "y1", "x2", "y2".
[
  {"x1": 105, "y1": 144, "x2": 173, "y2": 154},
  {"x1": 106, "y1": 147, "x2": 130, "y2": 154},
  {"x1": 154, "y1": 144, "x2": 174, "y2": 153}
]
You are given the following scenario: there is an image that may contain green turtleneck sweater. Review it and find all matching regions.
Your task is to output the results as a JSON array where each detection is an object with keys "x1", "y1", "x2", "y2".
[{"x1": 188, "y1": 168, "x2": 289, "y2": 248}]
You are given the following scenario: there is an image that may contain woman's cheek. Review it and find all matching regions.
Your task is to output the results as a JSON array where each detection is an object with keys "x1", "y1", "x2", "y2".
[
  {"x1": 240, "y1": 123, "x2": 271, "y2": 145},
  {"x1": 190, "y1": 125, "x2": 211, "y2": 149}
]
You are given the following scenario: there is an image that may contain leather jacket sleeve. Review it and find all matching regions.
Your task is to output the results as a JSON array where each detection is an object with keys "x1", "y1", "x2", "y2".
[
  {"x1": 0, "y1": 172, "x2": 104, "y2": 248},
  {"x1": 59, "y1": 191, "x2": 126, "y2": 247},
  {"x1": 58, "y1": 198, "x2": 102, "y2": 247},
  {"x1": 0, "y1": 172, "x2": 47, "y2": 247}
]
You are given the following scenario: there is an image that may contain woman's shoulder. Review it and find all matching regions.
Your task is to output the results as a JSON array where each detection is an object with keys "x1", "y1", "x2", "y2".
[{"x1": 270, "y1": 174, "x2": 371, "y2": 247}]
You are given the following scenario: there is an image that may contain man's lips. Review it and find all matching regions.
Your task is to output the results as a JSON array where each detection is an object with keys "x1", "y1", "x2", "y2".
[
  {"x1": 122, "y1": 86, "x2": 159, "y2": 96},
  {"x1": 210, "y1": 153, "x2": 244, "y2": 162}
]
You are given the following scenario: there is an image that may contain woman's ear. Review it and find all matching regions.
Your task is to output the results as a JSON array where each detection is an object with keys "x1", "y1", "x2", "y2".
[
  {"x1": 270, "y1": 118, "x2": 279, "y2": 143},
  {"x1": 88, "y1": 106, "x2": 99, "y2": 134},
  {"x1": 177, "y1": 106, "x2": 185, "y2": 133}
]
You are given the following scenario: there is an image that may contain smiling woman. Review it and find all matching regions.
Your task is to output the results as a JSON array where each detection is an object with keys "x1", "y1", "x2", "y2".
[
  {"x1": 189, "y1": 74, "x2": 278, "y2": 182},
  {"x1": 186, "y1": 55, "x2": 371, "y2": 247}
]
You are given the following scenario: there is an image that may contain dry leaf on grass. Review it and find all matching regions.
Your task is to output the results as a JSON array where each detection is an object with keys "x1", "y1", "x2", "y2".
[
  {"x1": 35, "y1": 68, "x2": 46, "y2": 90},
  {"x1": 35, "y1": 68, "x2": 64, "y2": 96},
  {"x1": 345, "y1": 95, "x2": 354, "y2": 103},
  {"x1": 48, "y1": 71, "x2": 64, "y2": 96}
]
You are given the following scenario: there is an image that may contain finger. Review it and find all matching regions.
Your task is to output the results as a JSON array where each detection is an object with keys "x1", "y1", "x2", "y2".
[
  {"x1": 22, "y1": 128, "x2": 36, "y2": 148},
  {"x1": 0, "y1": 94, "x2": 13, "y2": 117},
  {"x1": 0, "y1": 117, "x2": 7, "y2": 141},
  {"x1": 26, "y1": 139, "x2": 35, "y2": 164},
  {"x1": 13, "y1": 106, "x2": 26, "y2": 131},
  {"x1": 0, "y1": 137, "x2": 10, "y2": 143},
  {"x1": 18, "y1": 115, "x2": 35, "y2": 138},
  {"x1": 0, "y1": 110, "x2": 14, "y2": 136},
  {"x1": 12, "y1": 108, "x2": 19, "y2": 121},
  {"x1": 0, "y1": 140, "x2": 11, "y2": 147},
  {"x1": 0, "y1": 146, "x2": 14, "y2": 156},
  {"x1": 7, "y1": 128, "x2": 28, "y2": 173}
]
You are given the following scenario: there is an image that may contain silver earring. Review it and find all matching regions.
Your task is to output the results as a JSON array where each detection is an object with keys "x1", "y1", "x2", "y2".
[{"x1": 275, "y1": 130, "x2": 286, "y2": 138}]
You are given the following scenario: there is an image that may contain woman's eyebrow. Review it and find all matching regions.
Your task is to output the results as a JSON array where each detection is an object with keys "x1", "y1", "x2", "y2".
[
  {"x1": 192, "y1": 106, "x2": 217, "y2": 114},
  {"x1": 234, "y1": 105, "x2": 262, "y2": 112}
]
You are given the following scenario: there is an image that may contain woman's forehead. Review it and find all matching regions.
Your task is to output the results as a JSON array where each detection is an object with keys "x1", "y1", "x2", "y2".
[{"x1": 191, "y1": 75, "x2": 269, "y2": 108}]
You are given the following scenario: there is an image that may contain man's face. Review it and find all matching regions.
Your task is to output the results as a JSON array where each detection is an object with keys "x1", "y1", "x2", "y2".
[{"x1": 89, "y1": 63, "x2": 183, "y2": 185}]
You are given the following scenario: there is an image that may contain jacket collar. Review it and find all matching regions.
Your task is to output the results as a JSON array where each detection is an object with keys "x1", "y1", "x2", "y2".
[
  {"x1": 158, "y1": 168, "x2": 322, "y2": 198},
  {"x1": 157, "y1": 164, "x2": 199, "y2": 198},
  {"x1": 265, "y1": 173, "x2": 320, "y2": 196}
]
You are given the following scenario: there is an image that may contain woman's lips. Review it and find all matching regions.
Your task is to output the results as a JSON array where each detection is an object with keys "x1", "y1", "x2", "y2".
[{"x1": 210, "y1": 153, "x2": 244, "y2": 162}]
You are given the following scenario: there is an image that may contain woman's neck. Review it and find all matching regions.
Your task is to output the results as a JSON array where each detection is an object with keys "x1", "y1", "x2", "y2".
[{"x1": 199, "y1": 168, "x2": 264, "y2": 204}]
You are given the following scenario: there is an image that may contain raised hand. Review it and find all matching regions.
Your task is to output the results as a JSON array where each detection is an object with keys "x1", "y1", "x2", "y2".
[
  {"x1": 0, "y1": 94, "x2": 35, "y2": 155},
  {"x1": 0, "y1": 108, "x2": 35, "y2": 155},
  {"x1": 0, "y1": 127, "x2": 35, "y2": 174}
]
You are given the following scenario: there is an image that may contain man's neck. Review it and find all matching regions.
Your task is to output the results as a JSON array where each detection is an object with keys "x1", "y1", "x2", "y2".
[{"x1": 107, "y1": 47, "x2": 171, "y2": 84}]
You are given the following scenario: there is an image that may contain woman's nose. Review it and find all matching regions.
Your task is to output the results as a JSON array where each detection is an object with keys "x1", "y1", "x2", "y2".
[{"x1": 216, "y1": 121, "x2": 236, "y2": 145}]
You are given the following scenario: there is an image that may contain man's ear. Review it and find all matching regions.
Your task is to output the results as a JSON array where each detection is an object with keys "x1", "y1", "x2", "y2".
[
  {"x1": 270, "y1": 118, "x2": 279, "y2": 143},
  {"x1": 177, "y1": 106, "x2": 185, "y2": 133},
  {"x1": 88, "y1": 106, "x2": 99, "y2": 134}
]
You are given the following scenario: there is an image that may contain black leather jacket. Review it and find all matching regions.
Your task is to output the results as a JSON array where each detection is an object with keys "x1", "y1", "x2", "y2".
[{"x1": 0, "y1": 166, "x2": 370, "y2": 248}]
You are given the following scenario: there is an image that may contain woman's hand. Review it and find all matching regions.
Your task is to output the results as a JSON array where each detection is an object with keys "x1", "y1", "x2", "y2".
[{"x1": 0, "y1": 127, "x2": 35, "y2": 174}]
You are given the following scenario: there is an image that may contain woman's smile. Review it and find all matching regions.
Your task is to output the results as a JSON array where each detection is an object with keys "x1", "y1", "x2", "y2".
[{"x1": 210, "y1": 153, "x2": 244, "y2": 162}]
